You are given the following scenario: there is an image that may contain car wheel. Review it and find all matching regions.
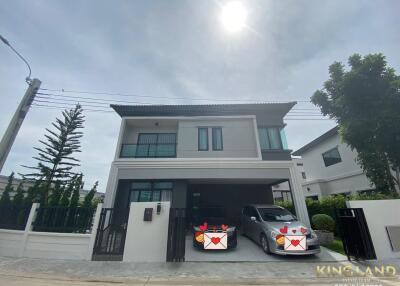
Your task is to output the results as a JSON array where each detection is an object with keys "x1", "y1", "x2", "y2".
[{"x1": 260, "y1": 234, "x2": 271, "y2": 254}]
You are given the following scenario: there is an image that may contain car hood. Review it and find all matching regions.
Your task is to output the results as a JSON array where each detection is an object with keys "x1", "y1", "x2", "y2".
[{"x1": 263, "y1": 220, "x2": 310, "y2": 234}]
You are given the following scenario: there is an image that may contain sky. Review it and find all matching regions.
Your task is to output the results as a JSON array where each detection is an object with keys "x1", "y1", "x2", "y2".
[{"x1": 1, "y1": 0, "x2": 399, "y2": 192}]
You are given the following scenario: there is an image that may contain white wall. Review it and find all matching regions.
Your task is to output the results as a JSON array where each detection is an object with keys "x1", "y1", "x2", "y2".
[
  {"x1": 0, "y1": 203, "x2": 102, "y2": 261},
  {"x1": 24, "y1": 232, "x2": 92, "y2": 260},
  {"x1": 347, "y1": 199, "x2": 400, "y2": 260},
  {"x1": 123, "y1": 201, "x2": 170, "y2": 262},
  {"x1": 0, "y1": 229, "x2": 24, "y2": 257},
  {"x1": 177, "y1": 118, "x2": 259, "y2": 158},
  {"x1": 300, "y1": 134, "x2": 373, "y2": 197}
]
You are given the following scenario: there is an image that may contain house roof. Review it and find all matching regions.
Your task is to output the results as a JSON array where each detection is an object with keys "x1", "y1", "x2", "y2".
[
  {"x1": 110, "y1": 102, "x2": 296, "y2": 118},
  {"x1": 292, "y1": 126, "x2": 339, "y2": 156}
]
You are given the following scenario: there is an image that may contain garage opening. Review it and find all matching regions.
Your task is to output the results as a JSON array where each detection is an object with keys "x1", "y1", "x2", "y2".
[{"x1": 185, "y1": 180, "x2": 291, "y2": 262}]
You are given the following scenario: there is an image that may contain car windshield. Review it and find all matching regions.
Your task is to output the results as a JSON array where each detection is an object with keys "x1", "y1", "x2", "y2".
[{"x1": 257, "y1": 208, "x2": 296, "y2": 222}]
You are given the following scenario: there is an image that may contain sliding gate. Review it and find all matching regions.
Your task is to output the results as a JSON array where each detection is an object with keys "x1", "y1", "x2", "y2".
[
  {"x1": 336, "y1": 208, "x2": 376, "y2": 260},
  {"x1": 92, "y1": 208, "x2": 130, "y2": 261}
]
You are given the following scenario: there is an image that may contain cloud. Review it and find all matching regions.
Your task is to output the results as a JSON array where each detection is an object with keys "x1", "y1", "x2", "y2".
[{"x1": 1, "y1": 0, "x2": 399, "y2": 191}]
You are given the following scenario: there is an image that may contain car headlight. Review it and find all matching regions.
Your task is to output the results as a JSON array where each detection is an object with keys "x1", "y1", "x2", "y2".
[
  {"x1": 270, "y1": 231, "x2": 278, "y2": 239},
  {"x1": 310, "y1": 230, "x2": 317, "y2": 238}
]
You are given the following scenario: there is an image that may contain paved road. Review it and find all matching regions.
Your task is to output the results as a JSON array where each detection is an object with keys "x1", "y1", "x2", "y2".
[
  {"x1": 0, "y1": 273, "x2": 399, "y2": 286},
  {"x1": 0, "y1": 256, "x2": 399, "y2": 285}
]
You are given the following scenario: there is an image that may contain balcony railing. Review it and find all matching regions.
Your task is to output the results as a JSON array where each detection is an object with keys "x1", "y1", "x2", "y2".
[{"x1": 120, "y1": 144, "x2": 176, "y2": 158}]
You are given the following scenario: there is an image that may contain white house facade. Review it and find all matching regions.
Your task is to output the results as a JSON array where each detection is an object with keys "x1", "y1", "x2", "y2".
[
  {"x1": 99, "y1": 103, "x2": 311, "y2": 261},
  {"x1": 292, "y1": 127, "x2": 374, "y2": 199}
]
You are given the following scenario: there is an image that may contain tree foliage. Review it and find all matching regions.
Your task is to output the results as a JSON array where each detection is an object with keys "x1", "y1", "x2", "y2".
[
  {"x1": 22, "y1": 104, "x2": 85, "y2": 203},
  {"x1": 311, "y1": 53, "x2": 400, "y2": 193},
  {"x1": 0, "y1": 172, "x2": 14, "y2": 208},
  {"x1": 12, "y1": 182, "x2": 25, "y2": 208},
  {"x1": 82, "y1": 181, "x2": 98, "y2": 208}
]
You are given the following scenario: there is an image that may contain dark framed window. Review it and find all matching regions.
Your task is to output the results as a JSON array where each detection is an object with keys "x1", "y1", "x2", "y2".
[
  {"x1": 198, "y1": 128, "x2": 209, "y2": 151},
  {"x1": 128, "y1": 181, "x2": 173, "y2": 205},
  {"x1": 212, "y1": 127, "x2": 223, "y2": 151},
  {"x1": 322, "y1": 147, "x2": 342, "y2": 167},
  {"x1": 134, "y1": 133, "x2": 176, "y2": 158},
  {"x1": 258, "y1": 127, "x2": 283, "y2": 150}
]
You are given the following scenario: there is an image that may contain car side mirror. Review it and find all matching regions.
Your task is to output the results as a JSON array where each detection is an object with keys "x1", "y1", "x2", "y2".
[{"x1": 250, "y1": 216, "x2": 257, "y2": 222}]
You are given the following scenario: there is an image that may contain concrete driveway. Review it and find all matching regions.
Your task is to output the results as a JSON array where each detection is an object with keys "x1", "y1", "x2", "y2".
[{"x1": 185, "y1": 234, "x2": 347, "y2": 262}]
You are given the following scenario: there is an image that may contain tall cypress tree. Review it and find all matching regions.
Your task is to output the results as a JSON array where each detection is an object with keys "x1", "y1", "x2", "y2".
[
  {"x1": 22, "y1": 104, "x2": 85, "y2": 204},
  {"x1": 82, "y1": 181, "x2": 98, "y2": 208},
  {"x1": 70, "y1": 174, "x2": 83, "y2": 208},
  {"x1": 12, "y1": 182, "x2": 24, "y2": 208},
  {"x1": 0, "y1": 172, "x2": 14, "y2": 208}
]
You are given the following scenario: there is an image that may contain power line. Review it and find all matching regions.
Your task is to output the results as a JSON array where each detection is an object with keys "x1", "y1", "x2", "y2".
[
  {"x1": 31, "y1": 103, "x2": 114, "y2": 113},
  {"x1": 39, "y1": 87, "x2": 312, "y2": 103},
  {"x1": 38, "y1": 93, "x2": 322, "y2": 114},
  {"x1": 33, "y1": 98, "x2": 327, "y2": 117}
]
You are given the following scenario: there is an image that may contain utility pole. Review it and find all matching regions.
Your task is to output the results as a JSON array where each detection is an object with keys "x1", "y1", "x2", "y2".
[
  {"x1": 0, "y1": 34, "x2": 40, "y2": 173},
  {"x1": 0, "y1": 79, "x2": 41, "y2": 172}
]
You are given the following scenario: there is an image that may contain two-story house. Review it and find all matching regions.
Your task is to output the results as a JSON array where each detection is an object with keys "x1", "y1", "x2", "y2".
[
  {"x1": 292, "y1": 126, "x2": 376, "y2": 199},
  {"x1": 100, "y1": 103, "x2": 310, "y2": 261}
]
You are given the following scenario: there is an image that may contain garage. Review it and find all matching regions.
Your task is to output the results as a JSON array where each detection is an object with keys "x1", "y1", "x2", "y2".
[
  {"x1": 185, "y1": 182, "x2": 275, "y2": 261},
  {"x1": 184, "y1": 182, "x2": 346, "y2": 262}
]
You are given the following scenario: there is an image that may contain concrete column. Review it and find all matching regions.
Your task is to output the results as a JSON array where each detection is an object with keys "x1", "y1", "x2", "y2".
[
  {"x1": 104, "y1": 164, "x2": 119, "y2": 208},
  {"x1": 19, "y1": 203, "x2": 39, "y2": 257},
  {"x1": 87, "y1": 203, "x2": 103, "y2": 260},
  {"x1": 289, "y1": 166, "x2": 311, "y2": 227}
]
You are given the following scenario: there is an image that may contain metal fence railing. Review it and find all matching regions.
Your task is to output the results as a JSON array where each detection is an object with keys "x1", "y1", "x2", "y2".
[
  {"x1": 33, "y1": 206, "x2": 96, "y2": 233},
  {"x1": 0, "y1": 205, "x2": 32, "y2": 230}
]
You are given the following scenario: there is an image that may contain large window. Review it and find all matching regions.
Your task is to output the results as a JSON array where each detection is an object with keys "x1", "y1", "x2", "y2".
[
  {"x1": 120, "y1": 133, "x2": 176, "y2": 158},
  {"x1": 258, "y1": 127, "x2": 284, "y2": 150},
  {"x1": 198, "y1": 128, "x2": 209, "y2": 151},
  {"x1": 129, "y1": 181, "x2": 173, "y2": 205},
  {"x1": 212, "y1": 127, "x2": 223, "y2": 151},
  {"x1": 322, "y1": 147, "x2": 342, "y2": 167}
]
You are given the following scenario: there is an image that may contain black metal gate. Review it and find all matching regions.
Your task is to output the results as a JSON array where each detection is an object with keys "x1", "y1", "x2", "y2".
[
  {"x1": 336, "y1": 208, "x2": 376, "y2": 260},
  {"x1": 92, "y1": 208, "x2": 130, "y2": 261},
  {"x1": 166, "y1": 208, "x2": 186, "y2": 262}
]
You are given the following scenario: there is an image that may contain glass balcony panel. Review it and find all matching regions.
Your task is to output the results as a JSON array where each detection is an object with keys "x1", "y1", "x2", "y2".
[{"x1": 120, "y1": 144, "x2": 176, "y2": 158}]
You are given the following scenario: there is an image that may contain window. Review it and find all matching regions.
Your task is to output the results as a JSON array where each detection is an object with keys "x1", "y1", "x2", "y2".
[
  {"x1": 129, "y1": 181, "x2": 173, "y2": 205},
  {"x1": 120, "y1": 133, "x2": 176, "y2": 158},
  {"x1": 301, "y1": 172, "x2": 307, "y2": 179},
  {"x1": 198, "y1": 128, "x2": 208, "y2": 151},
  {"x1": 212, "y1": 127, "x2": 223, "y2": 151},
  {"x1": 322, "y1": 147, "x2": 342, "y2": 167},
  {"x1": 257, "y1": 208, "x2": 296, "y2": 222},
  {"x1": 258, "y1": 127, "x2": 283, "y2": 150}
]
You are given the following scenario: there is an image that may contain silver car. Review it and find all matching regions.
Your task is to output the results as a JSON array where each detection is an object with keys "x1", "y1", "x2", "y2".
[{"x1": 241, "y1": 204, "x2": 320, "y2": 255}]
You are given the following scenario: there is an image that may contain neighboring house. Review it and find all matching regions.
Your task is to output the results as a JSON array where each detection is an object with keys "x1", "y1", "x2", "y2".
[
  {"x1": 292, "y1": 126, "x2": 375, "y2": 199},
  {"x1": 104, "y1": 103, "x2": 310, "y2": 229},
  {"x1": 0, "y1": 175, "x2": 105, "y2": 202}
]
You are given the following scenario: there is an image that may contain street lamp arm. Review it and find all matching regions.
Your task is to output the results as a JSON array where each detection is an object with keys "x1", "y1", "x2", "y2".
[{"x1": 0, "y1": 34, "x2": 32, "y2": 84}]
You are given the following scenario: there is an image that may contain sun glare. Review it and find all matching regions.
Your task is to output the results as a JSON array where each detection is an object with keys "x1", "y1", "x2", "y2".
[{"x1": 220, "y1": 1, "x2": 247, "y2": 33}]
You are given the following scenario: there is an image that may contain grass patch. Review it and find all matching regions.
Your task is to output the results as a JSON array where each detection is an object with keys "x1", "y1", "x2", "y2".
[{"x1": 322, "y1": 238, "x2": 346, "y2": 255}]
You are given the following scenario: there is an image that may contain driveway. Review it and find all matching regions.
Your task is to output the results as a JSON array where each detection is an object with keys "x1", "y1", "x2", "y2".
[{"x1": 185, "y1": 234, "x2": 347, "y2": 262}]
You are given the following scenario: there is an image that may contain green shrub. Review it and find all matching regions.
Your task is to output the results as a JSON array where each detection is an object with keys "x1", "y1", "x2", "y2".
[{"x1": 312, "y1": 214, "x2": 335, "y2": 232}]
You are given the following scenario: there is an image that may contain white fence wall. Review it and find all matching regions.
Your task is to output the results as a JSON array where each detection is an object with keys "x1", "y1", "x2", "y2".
[
  {"x1": 123, "y1": 201, "x2": 170, "y2": 262},
  {"x1": 0, "y1": 203, "x2": 102, "y2": 261},
  {"x1": 347, "y1": 199, "x2": 400, "y2": 260},
  {"x1": 0, "y1": 229, "x2": 24, "y2": 257}
]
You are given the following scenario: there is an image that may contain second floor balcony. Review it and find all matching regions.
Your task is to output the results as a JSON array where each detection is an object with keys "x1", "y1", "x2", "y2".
[{"x1": 120, "y1": 143, "x2": 177, "y2": 158}]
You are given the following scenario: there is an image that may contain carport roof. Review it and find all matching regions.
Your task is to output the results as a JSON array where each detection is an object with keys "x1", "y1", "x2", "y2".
[{"x1": 110, "y1": 102, "x2": 296, "y2": 118}]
